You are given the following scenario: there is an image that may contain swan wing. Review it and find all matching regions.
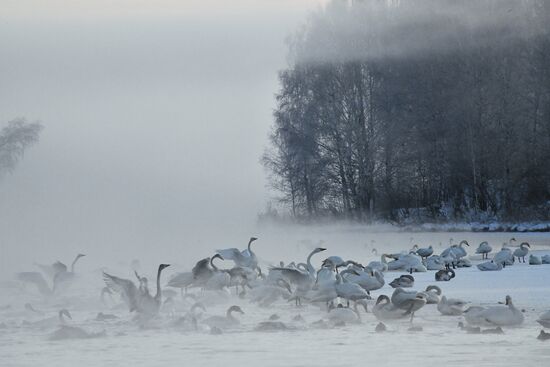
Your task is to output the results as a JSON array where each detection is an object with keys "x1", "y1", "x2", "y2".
[
  {"x1": 17, "y1": 272, "x2": 52, "y2": 296},
  {"x1": 103, "y1": 272, "x2": 139, "y2": 312},
  {"x1": 216, "y1": 248, "x2": 245, "y2": 263}
]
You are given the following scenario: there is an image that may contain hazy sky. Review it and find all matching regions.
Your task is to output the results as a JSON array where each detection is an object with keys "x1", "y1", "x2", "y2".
[{"x1": 0, "y1": 0, "x2": 325, "y2": 275}]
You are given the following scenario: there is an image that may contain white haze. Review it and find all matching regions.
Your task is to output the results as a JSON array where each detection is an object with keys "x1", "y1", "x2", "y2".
[{"x1": 0, "y1": 0, "x2": 326, "y2": 277}]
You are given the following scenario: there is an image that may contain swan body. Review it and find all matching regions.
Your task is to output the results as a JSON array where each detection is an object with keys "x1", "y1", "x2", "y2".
[
  {"x1": 389, "y1": 274, "x2": 414, "y2": 288},
  {"x1": 493, "y1": 247, "x2": 514, "y2": 266},
  {"x1": 103, "y1": 264, "x2": 170, "y2": 316},
  {"x1": 373, "y1": 295, "x2": 408, "y2": 321},
  {"x1": 437, "y1": 295, "x2": 466, "y2": 315},
  {"x1": 203, "y1": 305, "x2": 244, "y2": 329},
  {"x1": 414, "y1": 245, "x2": 433, "y2": 259},
  {"x1": 343, "y1": 268, "x2": 384, "y2": 292},
  {"x1": 425, "y1": 255, "x2": 446, "y2": 271},
  {"x1": 435, "y1": 269, "x2": 455, "y2": 281},
  {"x1": 216, "y1": 237, "x2": 259, "y2": 270},
  {"x1": 513, "y1": 243, "x2": 530, "y2": 263},
  {"x1": 391, "y1": 288, "x2": 427, "y2": 321},
  {"x1": 385, "y1": 253, "x2": 426, "y2": 273},
  {"x1": 537, "y1": 310, "x2": 550, "y2": 328},
  {"x1": 422, "y1": 285, "x2": 441, "y2": 304},
  {"x1": 477, "y1": 261, "x2": 503, "y2": 271},
  {"x1": 476, "y1": 241, "x2": 492, "y2": 259},
  {"x1": 529, "y1": 254, "x2": 542, "y2": 265},
  {"x1": 470, "y1": 296, "x2": 524, "y2": 327}
]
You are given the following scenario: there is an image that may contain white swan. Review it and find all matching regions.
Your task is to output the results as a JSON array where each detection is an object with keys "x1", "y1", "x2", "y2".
[
  {"x1": 422, "y1": 285, "x2": 441, "y2": 304},
  {"x1": 477, "y1": 261, "x2": 503, "y2": 271},
  {"x1": 385, "y1": 253, "x2": 427, "y2": 273},
  {"x1": 529, "y1": 254, "x2": 542, "y2": 265},
  {"x1": 475, "y1": 241, "x2": 492, "y2": 260},
  {"x1": 537, "y1": 310, "x2": 550, "y2": 328},
  {"x1": 216, "y1": 237, "x2": 259, "y2": 270},
  {"x1": 373, "y1": 295, "x2": 409, "y2": 321},
  {"x1": 513, "y1": 242, "x2": 530, "y2": 263},
  {"x1": 390, "y1": 288, "x2": 427, "y2": 322},
  {"x1": 493, "y1": 247, "x2": 514, "y2": 266},
  {"x1": 203, "y1": 305, "x2": 244, "y2": 329},
  {"x1": 103, "y1": 264, "x2": 170, "y2": 316},
  {"x1": 437, "y1": 295, "x2": 466, "y2": 315},
  {"x1": 425, "y1": 255, "x2": 446, "y2": 271},
  {"x1": 469, "y1": 295, "x2": 524, "y2": 327},
  {"x1": 413, "y1": 245, "x2": 433, "y2": 260}
]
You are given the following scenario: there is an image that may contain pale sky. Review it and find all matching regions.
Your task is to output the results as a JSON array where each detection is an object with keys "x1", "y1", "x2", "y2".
[{"x1": 0, "y1": 0, "x2": 326, "y2": 275}]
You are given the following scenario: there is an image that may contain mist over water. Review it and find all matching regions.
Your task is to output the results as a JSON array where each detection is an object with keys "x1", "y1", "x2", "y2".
[{"x1": 0, "y1": 1, "x2": 328, "y2": 277}]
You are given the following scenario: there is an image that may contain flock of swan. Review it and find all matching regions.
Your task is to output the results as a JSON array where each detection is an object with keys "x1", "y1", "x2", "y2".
[{"x1": 6, "y1": 236, "x2": 550, "y2": 342}]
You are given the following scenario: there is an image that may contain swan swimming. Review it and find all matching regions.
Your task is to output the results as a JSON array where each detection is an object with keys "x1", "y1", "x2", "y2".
[{"x1": 203, "y1": 305, "x2": 244, "y2": 329}]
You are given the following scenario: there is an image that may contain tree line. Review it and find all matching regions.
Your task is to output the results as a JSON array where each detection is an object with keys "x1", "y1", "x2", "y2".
[{"x1": 263, "y1": 0, "x2": 550, "y2": 223}]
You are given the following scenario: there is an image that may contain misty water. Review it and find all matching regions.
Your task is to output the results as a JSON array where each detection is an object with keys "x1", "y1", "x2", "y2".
[{"x1": 2, "y1": 228, "x2": 550, "y2": 367}]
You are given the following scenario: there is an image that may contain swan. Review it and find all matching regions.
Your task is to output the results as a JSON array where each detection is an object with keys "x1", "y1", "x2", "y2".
[
  {"x1": 372, "y1": 295, "x2": 409, "y2": 321},
  {"x1": 542, "y1": 255, "x2": 550, "y2": 264},
  {"x1": 52, "y1": 254, "x2": 86, "y2": 292},
  {"x1": 203, "y1": 305, "x2": 244, "y2": 329},
  {"x1": 367, "y1": 255, "x2": 388, "y2": 272},
  {"x1": 413, "y1": 245, "x2": 433, "y2": 260},
  {"x1": 248, "y1": 279, "x2": 292, "y2": 307},
  {"x1": 538, "y1": 330, "x2": 550, "y2": 340},
  {"x1": 49, "y1": 325, "x2": 105, "y2": 340},
  {"x1": 167, "y1": 271, "x2": 194, "y2": 294},
  {"x1": 216, "y1": 237, "x2": 259, "y2": 270},
  {"x1": 204, "y1": 254, "x2": 231, "y2": 291},
  {"x1": 422, "y1": 285, "x2": 441, "y2": 304},
  {"x1": 424, "y1": 255, "x2": 446, "y2": 270},
  {"x1": 103, "y1": 263, "x2": 170, "y2": 316},
  {"x1": 476, "y1": 241, "x2": 492, "y2": 259},
  {"x1": 17, "y1": 272, "x2": 54, "y2": 297},
  {"x1": 389, "y1": 274, "x2": 414, "y2": 288},
  {"x1": 385, "y1": 252, "x2": 426, "y2": 273},
  {"x1": 435, "y1": 269, "x2": 455, "y2": 281},
  {"x1": 26, "y1": 309, "x2": 72, "y2": 329},
  {"x1": 477, "y1": 260, "x2": 503, "y2": 271},
  {"x1": 325, "y1": 303, "x2": 367, "y2": 324},
  {"x1": 390, "y1": 288, "x2": 427, "y2": 322},
  {"x1": 270, "y1": 247, "x2": 326, "y2": 305},
  {"x1": 537, "y1": 310, "x2": 550, "y2": 328},
  {"x1": 529, "y1": 254, "x2": 542, "y2": 265},
  {"x1": 329, "y1": 269, "x2": 371, "y2": 306},
  {"x1": 343, "y1": 267, "x2": 384, "y2": 293},
  {"x1": 173, "y1": 302, "x2": 207, "y2": 331},
  {"x1": 463, "y1": 306, "x2": 489, "y2": 325},
  {"x1": 437, "y1": 295, "x2": 467, "y2": 315},
  {"x1": 493, "y1": 247, "x2": 514, "y2": 266},
  {"x1": 513, "y1": 242, "x2": 530, "y2": 263},
  {"x1": 473, "y1": 295, "x2": 524, "y2": 327},
  {"x1": 441, "y1": 240, "x2": 469, "y2": 269}
]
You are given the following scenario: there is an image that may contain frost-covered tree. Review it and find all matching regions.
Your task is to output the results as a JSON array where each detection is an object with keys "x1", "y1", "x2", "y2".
[{"x1": 0, "y1": 118, "x2": 43, "y2": 178}]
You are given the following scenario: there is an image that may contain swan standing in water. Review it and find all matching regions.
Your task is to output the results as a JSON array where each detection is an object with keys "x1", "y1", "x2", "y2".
[
  {"x1": 513, "y1": 242, "x2": 530, "y2": 263},
  {"x1": 476, "y1": 241, "x2": 492, "y2": 260},
  {"x1": 103, "y1": 264, "x2": 170, "y2": 317},
  {"x1": 203, "y1": 305, "x2": 244, "y2": 329}
]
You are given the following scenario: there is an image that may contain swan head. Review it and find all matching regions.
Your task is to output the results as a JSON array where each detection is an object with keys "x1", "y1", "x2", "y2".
[
  {"x1": 426, "y1": 285, "x2": 442, "y2": 295},
  {"x1": 228, "y1": 305, "x2": 244, "y2": 315},
  {"x1": 376, "y1": 295, "x2": 390, "y2": 305},
  {"x1": 249, "y1": 237, "x2": 258, "y2": 244},
  {"x1": 76, "y1": 253, "x2": 86, "y2": 259},
  {"x1": 58, "y1": 309, "x2": 72, "y2": 320},
  {"x1": 459, "y1": 240, "x2": 470, "y2": 247},
  {"x1": 314, "y1": 247, "x2": 327, "y2": 254},
  {"x1": 520, "y1": 242, "x2": 530, "y2": 249},
  {"x1": 412, "y1": 244, "x2": 419, "y2": 250},
  {"x1": 159, "y1": 264, "x2": 171, "y2": 271}
]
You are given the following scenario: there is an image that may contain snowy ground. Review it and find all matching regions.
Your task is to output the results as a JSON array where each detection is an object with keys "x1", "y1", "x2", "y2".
[{"x1": 1, "y1": 231, "x2": 550, "y2": 367}]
